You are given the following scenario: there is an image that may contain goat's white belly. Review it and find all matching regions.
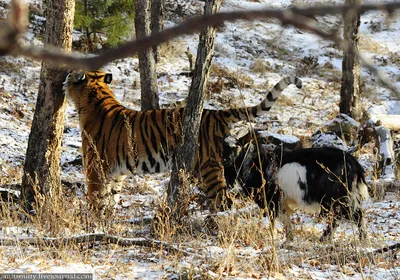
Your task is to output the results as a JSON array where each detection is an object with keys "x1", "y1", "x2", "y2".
[{"x1": 277, "y1": 162, "x2": 321, "y2": 214}]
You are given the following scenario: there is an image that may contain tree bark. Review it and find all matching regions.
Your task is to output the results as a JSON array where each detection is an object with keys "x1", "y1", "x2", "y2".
[
  {"x1": 135, "y1": 0, "x2": 160, "y2": 111},
  {"x1": 151, "y1": 0, "x2": 164, "y2": 63},
  {"x1": 167, "y1": 0, "x2": 221, "y2": 217},
  {"x1": 340, "y1": 0, "x2": 363, "y2": 121},
  {"x1": 21, "y1": 0, "x2": 75, "y2": 212}
]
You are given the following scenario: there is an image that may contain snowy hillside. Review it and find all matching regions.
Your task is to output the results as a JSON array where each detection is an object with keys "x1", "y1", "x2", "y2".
[{"x1": 0, "y1": 0, "x2": 399, "y2": 279}]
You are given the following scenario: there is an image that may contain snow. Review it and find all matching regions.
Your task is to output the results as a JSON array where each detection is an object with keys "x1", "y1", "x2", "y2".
[
  {"x1": 0, "y1": 0, "x2": 399, "y2": 279},
  {"x1": 258, "y1": 131, "x2": 300, "y2": 144},
  {"x1": 369, "y1": 101, "x2": 400, "y2": 116}
]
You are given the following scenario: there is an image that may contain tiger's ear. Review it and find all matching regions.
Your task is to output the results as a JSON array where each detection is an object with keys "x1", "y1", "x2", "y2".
[{"x1": 104, "y1": 73, "x2": 113, "y2": 84}]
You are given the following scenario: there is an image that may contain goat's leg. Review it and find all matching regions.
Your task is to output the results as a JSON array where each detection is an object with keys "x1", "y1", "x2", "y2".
[
  {"x1": 277, "y1": 201, "x2": 294, "y2": 241},
  {"x1": 267, "y1": 214, "x2": 277, "y2": 238},
  {"x1": 280, "y1": 213, "x2": 293, "y2": 241},
  {"x1": 320, "y1": 218, "x2": 338, "y2": 241},
  {"x1": 355, "y1": 208, "x2": 367, "y2": 240},
  {"x1": 262, "y1": 196, "x2": 279, "y2": 238}
]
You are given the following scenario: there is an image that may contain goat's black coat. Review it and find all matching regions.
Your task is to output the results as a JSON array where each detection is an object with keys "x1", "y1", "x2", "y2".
[{"x1": 223, "y1": 137, "x2": 369, "y2": 240}]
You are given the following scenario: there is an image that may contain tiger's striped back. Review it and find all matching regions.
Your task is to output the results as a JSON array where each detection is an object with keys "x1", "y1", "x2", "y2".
[{"x1": 64, "y1": 70, "x2": 302, "y2": 213}]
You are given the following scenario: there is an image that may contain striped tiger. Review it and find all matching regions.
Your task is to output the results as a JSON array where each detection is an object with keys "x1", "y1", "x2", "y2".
[{"x1": 64, "y1": 70, "x2": 302, "y2": 215}]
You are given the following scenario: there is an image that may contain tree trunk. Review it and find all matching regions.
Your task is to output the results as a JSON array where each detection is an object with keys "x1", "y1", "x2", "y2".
[
  {"x1": 340, "y1": 0, "x2": 363, "y2": 121},
  {"x1": 135, "y1": 0, "x2": 160, "y2": 111},
  {"x1": 167, "y1": 0, "x2": 221, "y2": 217},
  {"x1": 21, "y1": 0, "x2": 75, "y2": 212},
  {"x1": 84, "y1": 0, "x2": 91, "y2": 53},
  {"x1": 151, "y1": 0, "x2": 164, "y2": 63}
]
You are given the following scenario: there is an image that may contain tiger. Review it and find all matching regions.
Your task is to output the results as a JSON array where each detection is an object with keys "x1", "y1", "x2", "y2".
[{"x1": 63, "y1": 69, "x2": 302, "y2": 215}]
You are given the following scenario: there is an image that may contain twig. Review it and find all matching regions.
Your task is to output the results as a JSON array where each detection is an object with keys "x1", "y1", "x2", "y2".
[
  {"x1": 0, "y1": 233, "x2": 204, "y2": 257},
  {"x1": 185, "y1": 47, "x2": 195, "y2": 72},
  {"x1": 310, "y1": 242, "x2": 400, "y2": 261}
]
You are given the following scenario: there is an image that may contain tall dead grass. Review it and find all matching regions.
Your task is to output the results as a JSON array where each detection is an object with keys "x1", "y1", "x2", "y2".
[{"x1": 0, "y1": 114, "x2": 397, "y2": 279}]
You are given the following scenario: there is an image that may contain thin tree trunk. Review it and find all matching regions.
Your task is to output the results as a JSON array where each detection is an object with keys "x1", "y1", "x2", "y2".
[
  {"x1": 84, "y1": 0, "x2": 90, "y2": 53},
  {"x1": 167, "y1": 0, "x2": 221, "y2": 218},
  {"x1": 151, "y1": 0, "x2": 164, "y2": 63},
  {"x1": 135, "y1": 0, "x2": 160, "y2": 111},
  {"x1": 340, "y1": 0, "x2": 363, "y2": 120},
  {"x1": 21, "y1": 0, "x2": 75, "y2": 212}
]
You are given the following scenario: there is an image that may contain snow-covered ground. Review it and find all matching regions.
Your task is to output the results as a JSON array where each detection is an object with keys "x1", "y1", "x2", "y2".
[{"x1": 0, "y1": 0, "x2": 399, "y2": 279}]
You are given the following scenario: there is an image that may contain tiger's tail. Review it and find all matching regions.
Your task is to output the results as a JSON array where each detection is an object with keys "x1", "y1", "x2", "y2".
[{"x1": 227, "y1": 76, "x2": 302, "y2": 121}]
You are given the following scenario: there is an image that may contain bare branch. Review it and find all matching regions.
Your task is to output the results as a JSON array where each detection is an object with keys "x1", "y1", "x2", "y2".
[
  {"x1": 6, "y1": 2, "x2": 400, "y2": 68},
  {"x1": 372, "y1": 242, "x2": 400, "y2": 254},
  {"x1": 0, "y1": 0, "x2": 27, "y2": 55},
  {"x1": 2, "y1": 1, "x2": 400, "y2": 94},
  {"x1": 0, "y1": 233, "x2": 204, "y2": 258}
]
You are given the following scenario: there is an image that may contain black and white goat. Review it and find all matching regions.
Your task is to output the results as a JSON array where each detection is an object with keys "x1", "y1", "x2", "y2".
[{"x1": 223, "y1": 134, "x2": 370, "y2": 241}]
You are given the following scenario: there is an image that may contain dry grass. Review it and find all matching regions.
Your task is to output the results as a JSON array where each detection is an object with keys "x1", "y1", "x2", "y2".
[
  {"x1": 295, "y1": 55, "x2": 341, "y2": 84},
  {"x1": 0, "y1": 192, "x2": 88, "y2": 264},
  {"x1": 360, "y1": 36, "x2": 390, "y2": 55},
  {"x1": 209, "y1": 64, "x2": 254, "y2": 90},
  {"x1": 0, "y1": 180, "x2": 398, "y2": 279},
  {"x1": 205, "y1": 64, "x2": 255, "y2": 105},
  {"x1": 250, "y1": 59, "x2": 273, "y2": 74},
  {"x1": 0, "y1": 123, "x2": 397, "y2": 278}
]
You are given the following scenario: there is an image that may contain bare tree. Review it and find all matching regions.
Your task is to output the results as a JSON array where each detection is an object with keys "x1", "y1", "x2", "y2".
[
  {"x1": 167, "y1": 0, "x2": 222, "y2": 218},
  {"x1": 340, "y1": 0, "x2": 363, "y2": 120},
  {"x1": 151, "y1": 0, "x2": 164, "y2": 63},
  {"x1": 135, "y1": 0, "x2": 160, "y2": 111},
  {"x1": 21, "y1": 0, "x2": 75, "y2": 212}
]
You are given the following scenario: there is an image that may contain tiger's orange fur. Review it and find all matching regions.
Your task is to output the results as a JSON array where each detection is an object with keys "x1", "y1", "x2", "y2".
[{"x1": 64, "y1": 70, "x2": 302, "y2": 214}]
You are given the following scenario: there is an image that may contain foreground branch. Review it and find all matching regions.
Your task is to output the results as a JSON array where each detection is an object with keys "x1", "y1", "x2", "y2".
[
  {"x1": 0, "y1": 0, "x2": 27, "y2": 55},
  {"x1": 372, "y1": 242, "x2": 400, "y2": 254},
  {"x1": 5, "y1": 2, "x2": 400, "y2": 69},
  {"x1": 1, "y1": 1, "x2": 400, "y2": 96}
]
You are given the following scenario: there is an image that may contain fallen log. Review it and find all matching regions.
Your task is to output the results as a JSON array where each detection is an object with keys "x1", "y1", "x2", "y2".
[{"x1": 372, "y1": 115, "x2": 400, "y2": 131}]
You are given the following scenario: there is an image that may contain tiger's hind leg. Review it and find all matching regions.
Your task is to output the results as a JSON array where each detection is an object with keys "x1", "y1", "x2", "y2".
[
  {"x1": 98, "y1": 176, "x2": 126, "y2": 218},
  {"x1": 201, "y1": 160, "x2": 233, "y2": 212},
  {"x1": 109, "y1": 175, "x2": 126, "y2": 209},
  {"x1": 87, "y1": 169, "x2": 125, "y2": 218}
]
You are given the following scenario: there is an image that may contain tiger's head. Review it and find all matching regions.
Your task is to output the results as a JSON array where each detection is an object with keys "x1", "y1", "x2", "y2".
[{"x1": 64, "y1": 70, "x2": 113, "y2": 107}]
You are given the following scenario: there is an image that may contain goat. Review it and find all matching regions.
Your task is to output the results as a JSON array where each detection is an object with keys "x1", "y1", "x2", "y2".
[{"x1": 223, "y1": 134, "x2": 370, "y2": 241}]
